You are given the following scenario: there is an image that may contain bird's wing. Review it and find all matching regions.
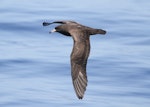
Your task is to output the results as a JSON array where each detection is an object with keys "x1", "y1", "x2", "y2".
[
  {"x1": 52, "y1": 20, "x2": 78, "y2": 24},
  {"x1": 70, "y1": 32, "x2": 90, "y2": 99},
  {"x1": 43, "y1": 20, "x2": 78, "y2": 26}
]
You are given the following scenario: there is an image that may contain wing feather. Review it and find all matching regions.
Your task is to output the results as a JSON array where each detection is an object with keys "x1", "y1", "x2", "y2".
[{"x1": 70, "y1": 32, "x2": 90, "y2": 99}]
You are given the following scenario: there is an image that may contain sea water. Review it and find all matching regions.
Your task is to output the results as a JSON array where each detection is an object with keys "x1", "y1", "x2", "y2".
[{"x1": 0, "y1": 0, "x2": 150, "y2": 107}]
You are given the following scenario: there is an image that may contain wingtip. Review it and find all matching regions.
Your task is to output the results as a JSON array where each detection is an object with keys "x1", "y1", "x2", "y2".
[
  {"x1": 43, "y1": 22, "x2": 51, "y2": 26},
  {"x1": 78, "y1": 96, "x2": 83, "y2": 99}
]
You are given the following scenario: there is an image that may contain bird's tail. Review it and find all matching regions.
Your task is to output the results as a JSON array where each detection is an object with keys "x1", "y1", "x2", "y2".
[
  {"x1": 98, "y1": 29, "x2": 107, "y2": 35},
  {"x1": 90, "y1": 29, "x2": 106, "y2": 35}
]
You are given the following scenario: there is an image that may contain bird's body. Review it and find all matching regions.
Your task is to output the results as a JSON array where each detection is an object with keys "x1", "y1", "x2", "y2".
[{"x1": 43, "y1": 20, "x2": 106, "y2": 99}]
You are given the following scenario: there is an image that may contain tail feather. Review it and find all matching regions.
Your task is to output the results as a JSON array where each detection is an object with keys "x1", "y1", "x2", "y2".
[{"x1": 98, "y1": 29, "x2": 106, "y2": 34}]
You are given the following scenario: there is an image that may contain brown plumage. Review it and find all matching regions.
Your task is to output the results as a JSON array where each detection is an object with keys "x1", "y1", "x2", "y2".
[{"x1": 43, "y1": 20, "x2": 106, "y2": 99}]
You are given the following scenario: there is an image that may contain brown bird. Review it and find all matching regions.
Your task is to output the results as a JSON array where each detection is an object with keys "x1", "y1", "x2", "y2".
[{"x1": 43, "y1": 20, "x2": 106, "y2": 99}]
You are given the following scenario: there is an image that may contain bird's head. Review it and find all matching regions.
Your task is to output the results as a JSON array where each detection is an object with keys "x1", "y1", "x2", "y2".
[
  {"x1": 43, "y1": 21, "x2": 74, "y2": 36},
  {"x1": 50, "y1": 25, "x2": 71, "y2": 36}
]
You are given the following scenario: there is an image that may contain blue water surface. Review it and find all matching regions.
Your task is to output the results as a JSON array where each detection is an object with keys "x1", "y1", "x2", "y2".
[{"x1": 0, "y1": 0, "x2": 150, "y2": 107}]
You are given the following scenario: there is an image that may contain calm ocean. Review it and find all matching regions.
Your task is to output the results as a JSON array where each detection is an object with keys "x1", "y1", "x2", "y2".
[{"x1": 0, "y1": 0, "x2": 150, "y2": 107}]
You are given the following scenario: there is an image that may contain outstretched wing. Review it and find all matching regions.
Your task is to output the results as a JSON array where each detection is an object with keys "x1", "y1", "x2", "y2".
[
  {"x1": 43, "y1": 20, "x2": 77, "y2": 26},
  {"x1": 70, "y1": 32, "x2": 90, "y2": 99}
]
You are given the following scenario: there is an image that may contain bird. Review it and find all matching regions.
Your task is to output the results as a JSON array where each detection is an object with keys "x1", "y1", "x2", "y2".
[{"x1": 43, "y1": 20, "x2": 106, "y2": 99}]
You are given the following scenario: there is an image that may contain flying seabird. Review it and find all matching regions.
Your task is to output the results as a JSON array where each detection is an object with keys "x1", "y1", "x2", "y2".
[{"x1": 43, "y1": 20, "x2": 106, "y2": 99}]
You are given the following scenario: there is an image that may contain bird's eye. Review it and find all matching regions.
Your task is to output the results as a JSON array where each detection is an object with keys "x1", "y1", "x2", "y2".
[{"x1": 55, "y1": 27, "x2": 58, "y2": 30}]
